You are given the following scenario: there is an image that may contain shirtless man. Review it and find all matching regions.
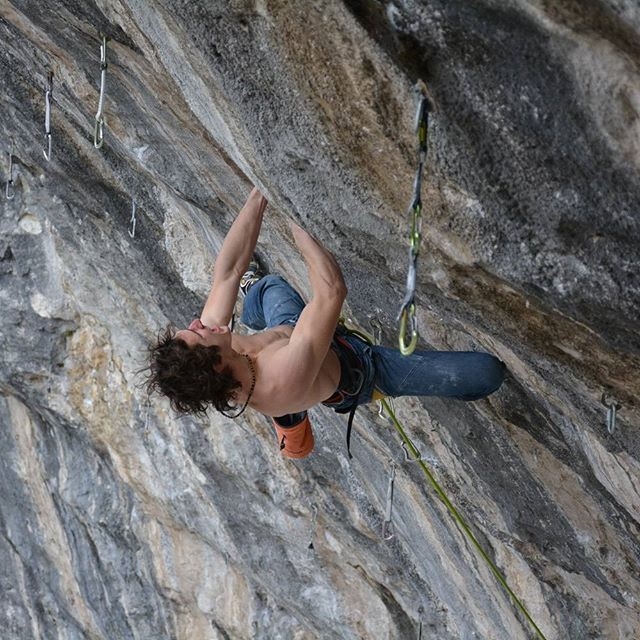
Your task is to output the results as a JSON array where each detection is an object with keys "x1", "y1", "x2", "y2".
[{"x1": 147, "y1": 187, "x2": 505, "y2": 458}]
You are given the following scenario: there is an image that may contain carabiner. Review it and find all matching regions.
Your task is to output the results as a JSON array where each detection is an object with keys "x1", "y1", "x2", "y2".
[
  {"x1": 601, "y1": 393, "x2": 621, "y2": 434},
  {"x1": 94, "y1": 118, "x2": 104, "y2": 149},
  {"x1": 307, "y1": 503, "x2": 318, "y2": 551},
  {"x1": 5, "y1": 150, "x2": 15, "y2": 200},
  {"x1": 382, "y1": 461, "x2": 396, "y2": 540},
  {"x1": 128, "y1": 199, "x2": 137, "y2": 238},
  {"x1": 398, "y1": 302, "x2": 418, "y2": 356},
  {"x1": 402, "y1": 440, "x2": 425, "y2": 463},
  {"x1": 43, "y1": 71, "x2": 53, "y2": 161}
]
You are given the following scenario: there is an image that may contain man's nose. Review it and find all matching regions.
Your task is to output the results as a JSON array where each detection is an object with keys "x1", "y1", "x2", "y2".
[{"x1": 188, "y1": 318, "x2": 203, "y2": 330}]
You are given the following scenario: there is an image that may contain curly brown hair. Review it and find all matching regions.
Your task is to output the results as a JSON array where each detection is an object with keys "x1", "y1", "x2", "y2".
[{"x1": 144, "y1": 326, "x2": 241, "y2": 415}]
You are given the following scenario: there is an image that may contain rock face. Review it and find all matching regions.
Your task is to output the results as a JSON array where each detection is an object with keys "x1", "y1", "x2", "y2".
[{"x1": 1, "y1": 1, "x2": 639, "y2": 638}]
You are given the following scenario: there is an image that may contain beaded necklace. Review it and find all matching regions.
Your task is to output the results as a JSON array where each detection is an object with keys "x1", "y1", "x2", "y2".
[{"x1": 222, "y1": 354, "x2": 256, "y2": 418}]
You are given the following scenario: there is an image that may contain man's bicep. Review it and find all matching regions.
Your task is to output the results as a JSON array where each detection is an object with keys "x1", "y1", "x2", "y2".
[{"x1": 286, "y1": 295, "x2": 341, "y2": 376}]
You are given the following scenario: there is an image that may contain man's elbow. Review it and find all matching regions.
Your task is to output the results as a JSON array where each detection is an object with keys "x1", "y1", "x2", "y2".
[
  {"x1": 334, "y1": 279, "x2": 347, "y2": 302},
  {"x1": 317, "y1": 276, "x2": 347, "y2": 305},
  {"x1": 330, "y1": 270, "x2": 347, "y2": 301}
]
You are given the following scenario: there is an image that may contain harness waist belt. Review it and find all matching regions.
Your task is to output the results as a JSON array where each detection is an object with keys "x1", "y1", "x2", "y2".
[
  {"x1": 322, "y1": 327, "x2": 372, "y2": 459},
  {"x1": 322, "y1": 333, "x2": 365, "y2": 411}
]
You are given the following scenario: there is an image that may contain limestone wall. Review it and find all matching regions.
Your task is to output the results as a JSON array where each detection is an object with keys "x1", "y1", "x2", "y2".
[{"x1": 1, "y1": 1, "x2": 638, "y2": 638}]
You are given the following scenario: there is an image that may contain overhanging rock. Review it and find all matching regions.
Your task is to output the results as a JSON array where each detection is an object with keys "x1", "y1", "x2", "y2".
[{"x1": 1, "y1": 1, "x2": 639, "y2": 638}]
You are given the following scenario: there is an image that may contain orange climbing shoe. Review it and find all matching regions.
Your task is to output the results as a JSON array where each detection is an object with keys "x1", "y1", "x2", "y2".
[{"x1": 272, "y1": 412, "x2": 314, "y2": 458}]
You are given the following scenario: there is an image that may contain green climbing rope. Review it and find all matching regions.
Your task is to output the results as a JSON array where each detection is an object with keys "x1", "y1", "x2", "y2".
[{"x1": 380, "y1": 398, "x2": 548, "y2": 640}]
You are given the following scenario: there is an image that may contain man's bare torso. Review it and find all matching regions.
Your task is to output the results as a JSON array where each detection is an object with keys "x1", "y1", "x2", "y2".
[{"x1": 231, "y1": 325, "x2": 341, "y2": 416}]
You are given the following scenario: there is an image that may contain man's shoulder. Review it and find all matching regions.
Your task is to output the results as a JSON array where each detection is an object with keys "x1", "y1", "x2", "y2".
[{"x1": 235, "y1": 325, "x2": 292, "y2": 352}]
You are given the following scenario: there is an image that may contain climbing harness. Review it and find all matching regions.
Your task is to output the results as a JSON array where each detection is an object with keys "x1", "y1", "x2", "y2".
[
  {"x1": 43, "y1": 71, "x2": 53, "y2": 161},
  {"x1": 128, "y1": 199, "x2": 137, "y2": 238},
  {"x1": 322, "y1": 324, "x2": 370, "y2": 459},
  {"x1": 398, "y1": 81, "x2": 433, "y2": 356},
  {"x1": 327, "y1": 319, "x2": 389, "y2": 458},
  {"x1": 5, "y1": 147, "x2": 15, "y2": 200},
  {"x1": 601, "y1": 393, "x2": 621, "y2": 434},
  {"x1": 379, "y1": 397, "x2": 548, "y2": 640},
  {"x1": 382, "y1": 460, "x2": 396, "y2": 540},
  {"x1": 94, "y1": 35, "x2": 108, "y2": 148}
]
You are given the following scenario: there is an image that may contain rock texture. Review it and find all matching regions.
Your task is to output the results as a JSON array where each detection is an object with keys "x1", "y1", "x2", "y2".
[{"x1": 1, "y1": 1, "x2": 639, "y2": 638}]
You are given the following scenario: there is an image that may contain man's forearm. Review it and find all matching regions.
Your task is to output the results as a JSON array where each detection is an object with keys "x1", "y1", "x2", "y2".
[
  {"x1": 214, "y1": 187, "x2": 267, "y2": 279},
  {"x1": 290, "y1": 221, "x2": 346, "y2": 299},
  {"x1": 199, "y1": 187, "x2": 267, "y2": 327}
]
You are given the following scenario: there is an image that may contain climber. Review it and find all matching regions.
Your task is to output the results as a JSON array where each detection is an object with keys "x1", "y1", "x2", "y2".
[{"x1": 146, "y1": 187, "x2": 506, "y2": 458}]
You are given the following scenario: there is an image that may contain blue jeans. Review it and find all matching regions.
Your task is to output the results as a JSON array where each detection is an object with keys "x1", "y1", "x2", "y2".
[
  {"x1": 241, "y1": 275, "x2": 505, "y2": 405},
  {"x1": 241, "y1": 274, "x2": 306, "y2": 329}
]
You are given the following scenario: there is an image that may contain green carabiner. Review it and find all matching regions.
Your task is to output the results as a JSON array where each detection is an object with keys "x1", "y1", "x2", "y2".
[{"x1": 398, "y1": 304, "x2": 418, "y2": 355}]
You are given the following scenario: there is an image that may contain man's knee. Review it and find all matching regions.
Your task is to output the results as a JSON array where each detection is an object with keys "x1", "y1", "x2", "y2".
[
  {"x1": 458, "y1": 354, "x2": 506, "y2": 401},
  {"x1": 486, "y1": 356, "x2": 506, "y2": 394}
]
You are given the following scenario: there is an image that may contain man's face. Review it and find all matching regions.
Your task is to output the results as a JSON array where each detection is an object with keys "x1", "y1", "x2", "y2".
[{"x1": 174, "y1": 319, "x2": 233, "y2": 353}]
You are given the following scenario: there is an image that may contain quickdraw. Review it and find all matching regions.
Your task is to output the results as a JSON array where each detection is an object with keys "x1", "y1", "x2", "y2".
[
  {"x1": 398, "y1": 81, "x2": 433, "y2": 355},
  {"x1": 128, "y1": 198, "x2": 137, "y2": 238},
  {"x1": 601, "y1": 393, "x2": 621, "y2": 434},
  {"x1": 43, "y1": 71, "x2": 53, "y2": 161},
  {"x1": 94, "y1": 35, "x2": 108, "y2": 148},
  {"x1": 382, "y1": 460, "x2": 396, "y2": 540},
  {"x1": 5, "y1": 147, "x2": 15, "y2": 200}
]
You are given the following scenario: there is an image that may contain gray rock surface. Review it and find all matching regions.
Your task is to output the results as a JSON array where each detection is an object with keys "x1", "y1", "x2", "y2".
[{"x1": 1, "y1": 1, "x2": 638, "y2": 638}]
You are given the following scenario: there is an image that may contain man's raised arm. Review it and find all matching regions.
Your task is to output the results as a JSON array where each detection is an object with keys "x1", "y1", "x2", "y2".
[
  {"x1": 270, "y1": 222, "x2": 347, "y2": 398},
  {"x1": 200, "y1": 187, "x2": 268, "y2": 327},
  {"x1": 289, "y1": 221, "x2": 346, "y2": 307}
]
